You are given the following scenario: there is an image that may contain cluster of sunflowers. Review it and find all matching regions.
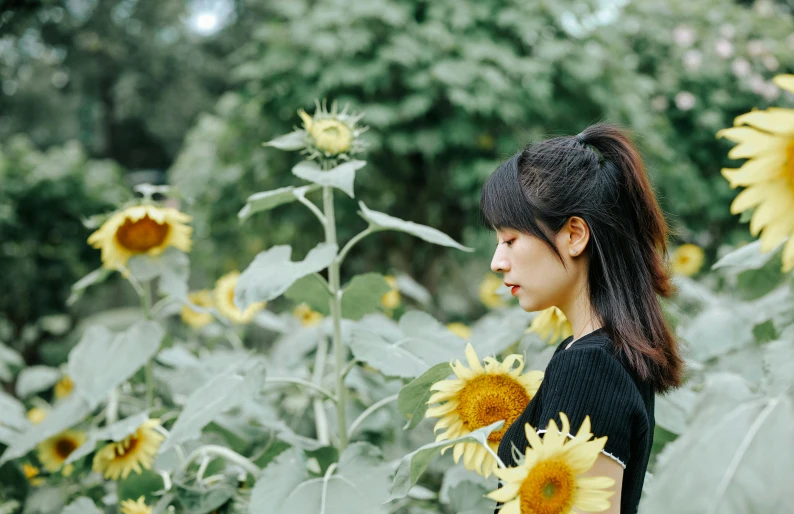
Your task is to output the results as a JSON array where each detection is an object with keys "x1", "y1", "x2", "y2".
[
  {"x1": 20, "y1": 393, "x2": 164, "y2": 514},
  {"x1": 425, "y1": 344, "x2": 615, "y2": 513}
]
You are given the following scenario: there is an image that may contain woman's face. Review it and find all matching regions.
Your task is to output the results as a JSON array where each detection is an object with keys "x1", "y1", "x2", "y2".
[{"x1": 490, "y1": 222, "x2": 585, "y2": 313}]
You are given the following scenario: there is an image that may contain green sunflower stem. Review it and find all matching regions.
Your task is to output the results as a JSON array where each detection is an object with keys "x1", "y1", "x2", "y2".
[
  {"x1": 322, "y1": 184, "x2": 348, "y2": 452},
  {"x1": 141, "y1": 279, "x2": 155, "y2": 408}
]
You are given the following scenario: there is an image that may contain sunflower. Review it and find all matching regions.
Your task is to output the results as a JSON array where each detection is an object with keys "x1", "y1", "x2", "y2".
[
  {"x1": 486, "y1": 413, "x2": 615, "y2": 514},
  {"x1": 299, "y1": 109, "x2": 354, "y2": 155},
  {"x1": 87, "y1": 204, "x2": 192, "y2": 272},
  {"x1": 37, "y1": 429, "x2": 87, "y2": 477},
  {"x1": 22, "y1": 463, "x2": 44, "y2": 486},
  {"x1": 213, "y1": 271, "x2": 266, "y2": 324},
  {"x1": 293, "y1": 303, "x2": 324, "y2": 327},
  {"x1": 92, "y1": 419, "x2": 164, "y2": 480},
  {"x1": 526, "y1": 307, "x2": 573, "y2": 345},
  {"x1": 54, "y1": 375, "x2": 74, "y2": 399},
  {"x1": 380, "y1": 275, "x2": 401, "y2": 310},
  {"x1": 26, "y1": 407, "x2": 48, "y2": 424},
  {"x1": 181, "y1": 290, "x2": 215, "y2": 328},
  {"x1": 717, "y1": 74, "x2": 794, "y2": 272},
  {"x1": 446, "y1": 322, "x2": 472, "y2": 341},
  {"x1": 479, "y1": 273, "x2": 507, "y2": 309},
  {"x1": 120, "y1": 496, "x2": 152, "y2": 514},
  {"x1": 296, "y1": 100, "x2": 366, "y2": 162},
  {"x1": 426, "y1": 343, "x2": 544, "y2": 478},
  {"x1": 671, "y1": 244, "x2": 705, "y2": 276}
]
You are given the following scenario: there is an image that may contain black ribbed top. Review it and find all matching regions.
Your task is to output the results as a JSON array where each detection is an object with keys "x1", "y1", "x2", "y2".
[{"x1": 495, "y1": 327, "x2": 654, "y2": 514}]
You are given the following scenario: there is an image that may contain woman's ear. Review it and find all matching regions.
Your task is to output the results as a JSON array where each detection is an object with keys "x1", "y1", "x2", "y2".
[{"x1": 565, "y1": 216, "x2": 591, "y2": 256}]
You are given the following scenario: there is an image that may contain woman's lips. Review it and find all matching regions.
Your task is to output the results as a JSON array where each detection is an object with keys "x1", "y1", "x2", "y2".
[{"x1": 511, "y1": 286, "x2": 520, "y2": 295}]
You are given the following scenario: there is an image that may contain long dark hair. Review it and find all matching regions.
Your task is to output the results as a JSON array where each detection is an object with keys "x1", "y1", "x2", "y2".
[{"x1": 480, "y1": 123, "x2": 683, "y2": 393}]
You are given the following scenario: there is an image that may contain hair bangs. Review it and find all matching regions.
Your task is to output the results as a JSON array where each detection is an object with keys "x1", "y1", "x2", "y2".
[{"x1": 479, "y1": 153, "x2": 545, "y2": 239}]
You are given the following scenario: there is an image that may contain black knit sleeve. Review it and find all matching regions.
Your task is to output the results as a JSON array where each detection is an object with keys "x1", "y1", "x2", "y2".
[{"x1": 535, "y1": 345, "x2": 639, "y2": 467}]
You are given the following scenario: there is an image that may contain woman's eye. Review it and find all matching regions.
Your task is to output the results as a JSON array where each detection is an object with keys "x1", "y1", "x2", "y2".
[{"x1": 497, "y1": 240, "x2": 514, "y2": 247}]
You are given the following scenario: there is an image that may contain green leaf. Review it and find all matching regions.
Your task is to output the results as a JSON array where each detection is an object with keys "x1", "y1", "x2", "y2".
[
  {"x1": 173, "y1": 476, "x2": 236, "y2": 513},
  {"x1": 117, "y1": 467, "x2": 164, "y2": 504},
  {"x1": 284, "y1": 274, "x2": 331, "y2": 315},
  {"x1": 341, "y1": 273, "x2": 392, "y2": 320},
  {"x1": 397, "y1": 362, "x2": 453, "y2": 430},
  {"x1": 62, "y1": 497, "x2": 102, "y2": 514},
  {"x1": 66, "y1": 411, "x2": 150, "y2": 465},
  {"x1": 128, "y1": 248, "x2": 190, "y2": 300},
  {"x1": 448, "y1": 482, "x2": 495, "y2": 514},
  {"x1": 67, "y1": 266, "x2": 113, "y2": 306},
  {"x1": 0, "y1": 342, "x2": 23, "y2": 382},
  {"x1": 236, "y1": 243, "x2": 338, "y2": 309},
  {"x1": 263, "y1": 130, "x2": 306, "y2": 150},
  {"x1": 160, "y1": 362, "x2": 265, "y2": 453},
  {"x1": 0, "y1": 394, "x2": 91, "y2": 464},
  {"x1": 239, "y1": 185, "x2": 319, "y2": 222},
  {"x1": 15, "y1": 365, "x2": 60, "y2": 398},
  {"x1": 711, "y1": 239, "x2": 782, "y2": 271},
  {"x1": 292, "y1": 160, "x2": 366, "y2": 198},
  {"x1": 67, "y1": 320, "x2": 165, "y2": 409},
  {"x1": 470, "y1": 307, "x2": 534, "y2": 356},
  {"x1": 249, "y1": 448, "x2": 307, "y2": 514},
  {"x1": 280, "y1": 443, "x2": 392, "y2": 514},
  {"x1": 681, "y1": 306, "x2": 753, "y2": 362},
  {"x1": 0, "y1": 391, "x2": 27, "y2": 430},
  {"x1": 762, "y1": 337, "x2": 794, "y2": 396},
  {"x1": 654, "y1": 386, "x2": 698, "y2": 435},
  {"x1": 388, "y1": 420, "x2": 504, "y2": 501},
  {"x1": 644, "y1": 374, "x2": 794, "y2": 514},
  {"x1": 357, "y1": 201, "x2": 473, "y2": 252},
  {"x1": 349, "y1": 311, "x2": 465, "y2": 378}
]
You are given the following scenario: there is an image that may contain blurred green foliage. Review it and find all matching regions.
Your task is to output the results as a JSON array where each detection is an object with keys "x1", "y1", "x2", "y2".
[{"x1": 0, "y1": 136, "x2": 127, "y2": 354}]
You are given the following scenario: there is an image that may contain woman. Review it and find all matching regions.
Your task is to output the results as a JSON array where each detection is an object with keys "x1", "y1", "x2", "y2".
[{"x1": 480, "y1": 124, "x2": 683, "y2": 514}]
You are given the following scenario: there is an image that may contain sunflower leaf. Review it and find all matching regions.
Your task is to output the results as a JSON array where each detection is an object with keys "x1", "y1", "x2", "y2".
[
  {"x1": 357, "y1": 201, "x2": 473, "y2": 252},
  {"x1": 277, "y1": 443, "x2": 392, "y2": 514},
  {"x1": 160, "y1": 361, "x2": 265, "y2": 453},
  {"x1": 67, "y1": 320, "x2": 165, "y2": 410},
  {"x1": 341, "y1": 273, "x2": 392, "y2": 320},
  {"x1": 65, "y1": 411, "x2": 150, "y2": 465},
  {"x1": 0, "y1": 342, "x2": 23, "y2": 382},
  {"x1": 643, "y1": 373, "x2": 794, "y2": 514},
  {"x1": 239, "y1": 185, "x2": 320, "y2": 222},
  {"x1": 292, "y1": 160, "x2": 365, "y2": 198},
  {"x1": 67, "y1": 266, "x2": 113, "y2": 306},
  {"x1": 349, "y1": 311, "x2": 465, "y2": 378},
  {"x1": 0, "y1": 394, "x2": 91, "y2": 465},
  {"x1": 235, "y1": 243, "x2": 338, "y2": 309},
  {"x1": 284, "y1": 274, "x2": 331, "y2": 315},
  {"x1": 263, "y1": 130, "x2": 307, "y2": 150},
  {"x1": 62, "y1": 497, "x2": 102, "y2": 514},
  {"x1": 15, "y1": 365, "x2": 60, "y2": 398},
  {"x1": 397, "y1": 362, "x2": 453, "y2": 430},
  {"x1": 249, "y1": 448, "x2": 307, "y2": 513},
  {"x1": 711, "y1": 239, "x2": 782, "y2": 271},
  {"x1": 387, "y1": 420, "x2": 504, "y2": 501}
]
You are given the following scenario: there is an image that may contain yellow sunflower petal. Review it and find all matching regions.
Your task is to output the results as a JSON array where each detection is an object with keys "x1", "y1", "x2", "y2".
[
  {"x1": 485, "y1": 482, "x2": 521, "y2": 503},
  {"x1": 464, "y1": 343, "x2": 484, "y2": 374},
  {"x1": 730, "y1": 179, "x2": 788, "y2": 214},
  {"x1": 772, "y1": 74, "x2": 794, "y2": 95},
  {"x1": 718, "y1": 127, "x2": 789, "y2": 160},
  {"x1": 759, "y1": 217, "x2": 794, "y2": 253},
  {"x1": 782, "y1": 235, "x2": 794, "y2": 273},
  {"x1": 734, "y1": 108, "x2": 794, "y2": 136},
  {"x1": 720, "y1": 152, "x2": 786, "y2": 188},
  {"x1": 749, "y1": 188, "x2": 794, "y2": 236}
]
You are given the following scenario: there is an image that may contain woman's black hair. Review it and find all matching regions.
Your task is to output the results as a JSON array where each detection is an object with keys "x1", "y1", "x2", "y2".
[{"x1": 480, "y1": 123, "x2": 683, "y2": 393}]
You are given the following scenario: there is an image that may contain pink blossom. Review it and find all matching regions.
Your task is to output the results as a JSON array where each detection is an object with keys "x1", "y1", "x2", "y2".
[
  {"x1": 731, "y1": 58, "x2": 751, "y2": 78},
  {"x1": 673, "y1": 25, "x2": 696, "y2": 48},
  {"x1": 715, "y1": 40, "x2": 733, "y2": 59}
]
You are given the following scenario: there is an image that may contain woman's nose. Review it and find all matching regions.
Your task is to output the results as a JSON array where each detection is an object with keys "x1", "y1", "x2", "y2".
[{"x1": 491, "y1": 252, "x2": 510, "y2": 273}]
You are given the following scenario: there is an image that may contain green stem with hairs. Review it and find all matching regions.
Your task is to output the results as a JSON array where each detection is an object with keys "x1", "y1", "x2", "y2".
[{"x1": 322, "y1": 184, "x2": 348, "y2": 452}]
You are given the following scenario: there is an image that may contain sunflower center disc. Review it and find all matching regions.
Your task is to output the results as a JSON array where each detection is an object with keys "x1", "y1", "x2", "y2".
[
  {"x1": 456, "y1": 375, "x2": 530, "y2": 443},
  {"x1": 115, "y1": 214, "x2": 170, "y2": 252},
  {"x1": 519, "y1": 458, "x2": 576, "y2": 514},
  {"x1": 55, "y1": 438, "x2": 77, "y2": 459}
]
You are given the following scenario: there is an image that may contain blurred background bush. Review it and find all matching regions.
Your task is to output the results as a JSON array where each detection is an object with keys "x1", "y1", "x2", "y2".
[{"x1": 1, "y1": 0, "x2": 793, "y2": 363}]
